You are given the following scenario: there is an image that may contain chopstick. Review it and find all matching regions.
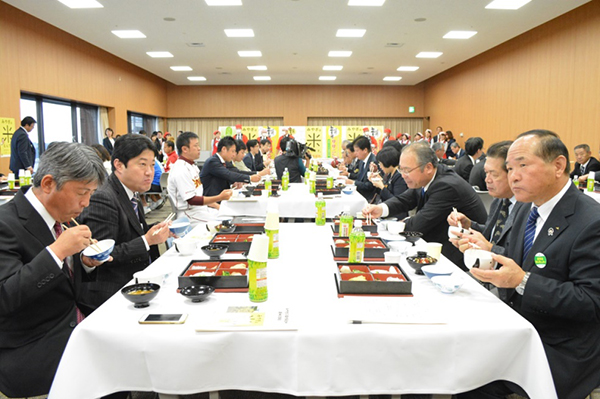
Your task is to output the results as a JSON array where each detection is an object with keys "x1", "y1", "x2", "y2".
[
  {"x1": 63, "y1": 221, "x2": 103, "y2": 253},
  {"x1": 152, "y1": 212, "x2": 176, "y2": 236},
  {"x1": 453, "y1": 207, "x2": 462, "y2": 229}
]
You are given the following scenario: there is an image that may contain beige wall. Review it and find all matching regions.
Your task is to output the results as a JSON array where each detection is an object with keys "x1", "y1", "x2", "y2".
[
  {"x1": 423, "y1": 1, "x2": 600, "y2": 155},
  {"x1": 167, "y1": 85, "x2": 425, "y2": 126}
]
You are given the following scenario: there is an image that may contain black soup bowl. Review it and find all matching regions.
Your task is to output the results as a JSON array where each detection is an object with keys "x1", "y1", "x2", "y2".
[
  {"x1": 121, "y1": 283, "x2": 160, "y2": 308},
  {"x1": 399, "y1": 231, "x2": 423, "y2": 246},
  {"x1": 201, "y1": 244, "x2": 228, "y2": 258},
  {"x1": 180, "y1": 285, "x2": 215, "y2": 302}
]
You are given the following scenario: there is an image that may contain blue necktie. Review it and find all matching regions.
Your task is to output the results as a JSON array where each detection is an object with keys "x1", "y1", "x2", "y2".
[{"x1": 522, "y1": 206, "x2": 539, "y2": 263}]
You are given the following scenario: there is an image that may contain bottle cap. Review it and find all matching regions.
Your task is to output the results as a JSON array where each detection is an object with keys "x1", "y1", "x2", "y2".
[
  {"x1": 355, "y1": 220, "x2": 363, "y2": 228},
  {"x1": 247, "y1": 234, "x2": 269, "y2": 262},
  {"x1": 317, "y1": 192, "x2": 323, "y2": 199},
  {"x1": 19, "y1": 169, "x2": 24, "y2": 174},
  {"x1": 24, "y1": 170, "x2": 31, "y2": 177},
  {"x1": 589, "y1": 171, "x2": 595, "y2": 180},
  {"x1": 8, "y1": 173, "x2": 14, "y2": 180}
]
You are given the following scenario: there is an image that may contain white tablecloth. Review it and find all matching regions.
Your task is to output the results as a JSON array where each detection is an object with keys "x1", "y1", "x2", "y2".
[
  {"x1": 49, "y1": 224, "x2": 557, "y2": 399},
  {"x1": 218, "y1": 182, "x2": 367, "y2": 218}
]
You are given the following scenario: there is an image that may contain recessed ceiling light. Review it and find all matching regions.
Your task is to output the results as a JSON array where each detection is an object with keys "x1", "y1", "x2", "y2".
[
  {"x1": 323, "y1": 66, "x2": 343, "y2": 71},
  {"x1": 397, "y1": 66, "x2": 419, "y2": 71},
  {"x1": 171, "y1": 66, "x2": 193, "y2": 71},
  {"x1": 485, "y1": 0, "x2": 531, "y2": 10},
  {"x1": 348, "y1": 0, "x2": 385, "y2": 6},
  {"x1": 247, "y1": 65, "x2": 267, "y2": 70},
  {"x1": 416, "y1": 52, "x2": 442, "y2": 58},
  {"x1": 443, "y1": 30, "x2": 477, "y2": 39},
  {"x1": 146, "y1": 51, "x2": 174, "y2": 58},
  {"x1": 254, "y1": 76, "x2": 271, "y2": 81},
  {"x1": 383, "y1": 76, "x2": 402, "y2": 81},
  {"x1": 57, "y1": 0, "x2": 103, "y2": 8},
  {"x1": 319, "y1": 76, "x2": 337, "y2": 81},
  {"x1": 205, "y1": 0, "x2": 242, "y2": 5},
  {"x1": 111, "y1": 30, "x2": 146, "y2": 39},
  {"x1": 225, "y1": 29, "x2": 254, "y2": 37},
  {"x1": 187, "y1": 76, "x2": 207, "y2": 81},
  {"x1": 238, "y1": 51, "x2": 262, "y2": 57},
  {"x1": 328, "y1": 51, "x2": 352, "y2": 57},
  {"x1": 336, "y1": 29, "x2": 366, "y2": 38}
]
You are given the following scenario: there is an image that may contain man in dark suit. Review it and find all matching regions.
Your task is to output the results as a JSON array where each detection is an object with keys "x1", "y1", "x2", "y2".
[
  {"x1": 448, "y1": 141, "x2": 526, "y2": 257},
  {"x1": 243, "y1": 139, "x2": 260, "y2": 171},
  {"x1": 102, "y1": 127, "x2": 115, "y2": 155},
  {"x1": 468, "y1": 154, "x2": 487, "y2": 191},
  {"x1": 461, "y1": 130, "x2": 600, "y2": 399},
  {"x1": 449, "y1": 141, "x2": 466, "y2": 159},
  {"x1": 0, "y1": 142, "x2": 107, "y2": 398},
  {"x1": 78, "y1": 134, "x2": 172, "y2": 310},
  {"x1": 432, "y1": 142, "x2": 456, "y2": 166},
  {"x1": 454, "y1": 136, "x2": 485, "y2": 181},
  {"x1": 570, "y1": 143, "x2": 600, "y2": 185},
  {"x1": 200, "y1": 136, "x2": 261, "y2": 197},
  {"x1": 345, "y1": 136, "x2": 380, "y2": 201},
  {"x1": 9, "y1": 116, "x2": 36, "y2": 178},
  {"x1": 254, "y1": 138, "x2": 272, "y2": 171},
  {"x1": 363, "y1": 142, "x2": 487, "y2": 269}
]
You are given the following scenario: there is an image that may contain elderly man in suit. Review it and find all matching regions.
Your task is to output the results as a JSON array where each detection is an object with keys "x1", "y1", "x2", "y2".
[
  {"x1": 432, "y1": 142, "x2": 456, "y2": 166},
  {"x1": 363, "y1": 141, "x2": 487, "y2": 269},
  {"x1": 459, "y1": 130, "x2": 600, "y2": 399},
  {"x1": 78, "y1": 134, "x2": 172, "y2": 310},
  {"x1": 0, "y1": 142, "x2": 107, "y2": 398},
  {"x1": 448, "y1": 141, "x2": 527, "y2": 256},
  {"x1": 570, "y1": 143, "x2": 600, "y2": 185},
  {"x1": 9, "y1": 116, "x2": 36, "y2": 178}
]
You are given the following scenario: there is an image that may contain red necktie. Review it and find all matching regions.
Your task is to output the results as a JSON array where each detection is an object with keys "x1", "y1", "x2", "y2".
[{"x1": 54, "y1": 222, "x2": 85, "y2": 324}]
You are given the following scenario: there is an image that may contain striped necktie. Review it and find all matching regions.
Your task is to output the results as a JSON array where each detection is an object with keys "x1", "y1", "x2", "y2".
[
  {"x1": 53, "y1": 222, "x2": 85, "y2": 324},
  {"x1": 491, "y1": 198, "x2": 511, "y2": 244},
  {"x1": 522, "y1": 206, "x2": 539, "y2": 263}
]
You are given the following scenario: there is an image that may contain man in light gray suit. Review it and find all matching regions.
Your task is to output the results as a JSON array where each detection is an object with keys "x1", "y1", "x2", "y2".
[{"x1": 448, "y1": 141, "x2": 526, "y2": 256}]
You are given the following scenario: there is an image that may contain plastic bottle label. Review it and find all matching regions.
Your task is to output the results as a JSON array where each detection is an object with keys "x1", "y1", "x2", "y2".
[
  {"x1": 266, "y1": 229, "x2": 279, "y2": 259},
  {"x1": 249, "y1": 260, "x2": 268, "y2": 302},
  {"x1": 587, "y1": 179, "x2": 595, "y2": 192},
  {"x1": 316, "y1": 205, "x2": 326, "y2": 225}
]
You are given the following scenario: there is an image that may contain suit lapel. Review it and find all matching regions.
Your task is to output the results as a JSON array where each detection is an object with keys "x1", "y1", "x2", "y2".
[
  {"x1": 496, "y1": 201, "x2": 523, "y2": 245},
  {"x1": 522, "y1": 205, "x2": 571, "y2": 272},
  {"x1": 482, "y1": 199, "x2": 501, "y2": 239},
  {"x1": 15, "y1": 190, "x2": 55, "y2": 248},
  {"x1": 109, "y1": 175, "x2": 145, "y2": 236}
]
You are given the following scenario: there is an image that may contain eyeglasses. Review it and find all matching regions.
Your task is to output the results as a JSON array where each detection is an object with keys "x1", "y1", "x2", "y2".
[{"x1": 399, "y1": 164, "x2": 425, "y2": 175}]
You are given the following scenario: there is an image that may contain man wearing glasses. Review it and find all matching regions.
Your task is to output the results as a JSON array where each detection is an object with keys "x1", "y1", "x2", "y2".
[{"x1": 363, "y1": 141, "x2": 487, "y2": 269}]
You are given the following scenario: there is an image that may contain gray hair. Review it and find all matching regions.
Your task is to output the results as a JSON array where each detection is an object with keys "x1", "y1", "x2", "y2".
[
  {"x1": 450, "y1": 142, "x2": 460, "y2": 149},
  {"x1": 33, "y1": 142, "x2": 107, "y2": 190},
  {"x1": 402, "y1": 141, "x2": 438, "y2": 169},
  {"x1": 431, "y1": 142, "x2": 444, "y2": 152}
]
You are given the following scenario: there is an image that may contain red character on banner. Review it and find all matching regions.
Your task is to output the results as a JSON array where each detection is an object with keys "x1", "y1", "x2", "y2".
[
  {"x1": 234, "y1": 124, "x2": 248, "y2": 144},
  {"x1": 277, "y1": 127, "x2": 294, "y2": 151},
  {"x1": 211, "y1": 130, "x2": 221, "y2": 155},
  {"x1": 379, "y1": 128, "x2": 394, "y2": 150}
]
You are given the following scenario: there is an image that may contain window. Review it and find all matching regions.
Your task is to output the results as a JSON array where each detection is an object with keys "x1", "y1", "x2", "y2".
[{"x1": 128, "y1": 111, "x2": 157, "y2": 135}]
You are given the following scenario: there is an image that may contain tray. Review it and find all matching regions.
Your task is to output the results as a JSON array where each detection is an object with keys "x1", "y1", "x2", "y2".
[
  {"x1": 331, "y1": 236, "x2": 389, "y2": 258},
  {"x1": 335, "y1": 262, "x2": 412, "y2": 295},
  {"x1": 315, "y1": 188, "x2": 341, "y2": 196},
  {"x1": 210, "y1": 233, "x2": 255, "y2": 252},
  {"x1": 231, "y1": 216, "x2": 266, "y2": 225},
  {"x1": 233, "y1": 224, "x2": 265, "y2": 233},
  {"x1": 179, "y1": 259, "x2": 249, "y2": 289}
]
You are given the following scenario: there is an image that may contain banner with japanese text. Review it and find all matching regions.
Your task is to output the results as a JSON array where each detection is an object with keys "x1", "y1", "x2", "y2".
[{"x1": 0, "y1": 117, "x2": 15, "y2": 156}]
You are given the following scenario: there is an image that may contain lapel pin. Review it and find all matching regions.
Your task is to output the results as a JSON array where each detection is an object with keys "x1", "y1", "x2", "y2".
[{"x1": 548, "y1": 228, "x2": 554, "y2": 236}]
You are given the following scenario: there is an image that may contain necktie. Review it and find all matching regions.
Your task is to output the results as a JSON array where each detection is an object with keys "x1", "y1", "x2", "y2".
[
  {"x1": 53, "y1": 222, "x2": 85, "y2": 324},
  {"x1": 491, "y1": 198, "x2": 511, "y2": 244},
  {"x1": 131, "y1": 197, "x2": 141, "y2": 222},
  {"x1": 581, "y1": 165, "x2": 585, "y2": 175},
  {"x1": 522, "y1": 206, "x2": 539, "y2": 263}
]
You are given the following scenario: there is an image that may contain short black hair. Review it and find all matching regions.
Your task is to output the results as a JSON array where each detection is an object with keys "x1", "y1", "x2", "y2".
[
  {"x1": 516, "y1": 129, "x2": 570, "y2": 175},
  {"x1": 574, "y1": 144, "x2": 591, "y2": 152},
  {"x1": 21, "y1": 116, "x2": 36, "y2": 127},
  {"x1": 246, "y1": 139, "x2": 259, "y2": 150},
  {"x1": 346, "y1": 142, "x2": 355, "y2": 153},
  {"x1": 465, "y1": 137, "x2": 484, "y2": 156},
  {"x1": 176, "y1": 131, "x2": 199, "y2": 154},
  {"x1": 280, "y1": 137, "x2": 291, "y2": 153},
  {"x1": 260, "y1": 138, "x2": 271, "y2": 147},
  {"x1": 353, "y1": 136, "x2": 371, "y2": 152},
  {"x1": 91, "y1": 143, "x2": 111, "y2": 162},
  {"x1": 235, "y1": 139, "x2": 247, "y2": 152},
  {"x1": 382, "y1": 140, "x2": 403, "y2": 153},
  {"x1": 486, "y1": 140, "x2": 513, "y2": 172},
  {"x1": 217, "y1": 136, "x2": 237, "y2": 152},
  {"x1": 111, "y1": 134, "x2": 157, "y2": 172},
  {"x1": 376, "y1": 147, "x2": 400, "y2": 168}
]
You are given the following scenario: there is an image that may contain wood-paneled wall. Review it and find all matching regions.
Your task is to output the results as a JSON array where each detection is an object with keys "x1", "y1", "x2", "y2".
[
  {"x1": 167, "y1": 85, "x2": 425, "y2": 126},
  {"x1": 423, "y1": 1, "x2": 600, "y2": 156}
]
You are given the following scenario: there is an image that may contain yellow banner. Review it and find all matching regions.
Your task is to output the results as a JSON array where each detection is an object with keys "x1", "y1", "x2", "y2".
[
  {"x1": 305, "y1": 126, "x2": 323, "y2": 158},
  {"x1": 0, "y1": 118, "x2": 16, "y2": 156},
  {"x1": 326, "y1": 126, "x2": 342, "y2": 159}
]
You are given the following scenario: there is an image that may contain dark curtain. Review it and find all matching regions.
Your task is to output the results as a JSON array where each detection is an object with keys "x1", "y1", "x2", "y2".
[
  {"x1": 143, "y1": 116, "x2": 156, "y2": 136},
  {"x1": 79, "y1": 105, "x2": 99, "y2": 144}
]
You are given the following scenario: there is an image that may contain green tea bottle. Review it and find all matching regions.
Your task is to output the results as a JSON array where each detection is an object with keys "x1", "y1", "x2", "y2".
[
  {"x1": 265, "y1": 176, "x2": 272, "y2": 197},
  {"x1": 265, "y1": 200, "x2": 279, "y2": 259},
  {"x1": 587, "y1": 171, "x2": 595, "y2": 192},
  {"x1": 304, "y1": 170, "x2": 310, "y2": 185},
  {"x1": 339, "y1": 208, "x2": 354, "y2": 237},
  {"x1": 282, "y1": 167, "x2": 289, "y2": 191},
  {"x1": 248, "y1": 234, "x2": 269, "y2": 303},
  {"x1": 348, "y1": 220, "x2": 365, "y2": 263},
  {"x1": 315, "y1": 192, "x2": 326, "y2": 226},
  {"x1": 573, "y1": 175, "x2": 579, "y2": 188}
]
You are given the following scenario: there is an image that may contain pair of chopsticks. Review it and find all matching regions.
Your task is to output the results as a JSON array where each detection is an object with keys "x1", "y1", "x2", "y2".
[
  {"x1": 62, "y1": 218, "x2": 102, "y2": 253},
  {"x1": 453, "y1": 207, "x2": 462, "y2": 229},
  {"x1": 152, "y1": 212, "x2": 176, "y2": 236}
]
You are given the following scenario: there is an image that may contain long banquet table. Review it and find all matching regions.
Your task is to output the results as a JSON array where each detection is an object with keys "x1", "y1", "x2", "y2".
[{"x1": 49, "y1": 223, "x2": 557, "y2": 399}]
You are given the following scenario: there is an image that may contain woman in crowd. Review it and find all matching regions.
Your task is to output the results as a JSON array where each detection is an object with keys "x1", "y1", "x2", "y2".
[{"x1": 369, "y1": 146, "x2": 408, "y2": 203}]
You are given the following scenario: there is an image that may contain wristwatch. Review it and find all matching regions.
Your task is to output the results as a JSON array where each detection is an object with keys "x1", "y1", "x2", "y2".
[{"x1": 515, "y1": 272, "x2": 531, "y2": 295}]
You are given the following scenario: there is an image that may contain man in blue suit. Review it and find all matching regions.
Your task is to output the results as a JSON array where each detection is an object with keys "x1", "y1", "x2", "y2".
[
  {"x1": 9, "y1": 116, "x2": 36, "y2": 178},
  {"x1": 345, "y1": 136, "x2": 380, "y2": 202}
]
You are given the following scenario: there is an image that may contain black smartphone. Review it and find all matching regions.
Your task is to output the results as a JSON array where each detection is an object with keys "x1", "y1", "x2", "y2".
[{"x1": 138, "y1": 314, "x2": 188, "y2": 324}]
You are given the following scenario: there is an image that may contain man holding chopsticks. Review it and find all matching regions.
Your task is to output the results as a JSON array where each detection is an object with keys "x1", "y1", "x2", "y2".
[
  {"x1": 78, "y1": 134, "x2": 173, "y2": 311},
  {"x1": 0, "y1": 142, "x2": 108, "y2": 398}
]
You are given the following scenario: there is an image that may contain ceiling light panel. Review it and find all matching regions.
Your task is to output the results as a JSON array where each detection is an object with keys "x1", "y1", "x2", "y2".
[
  {"x1": 348, "y1": 0, "x2": 385, "y2": 6},
  {"x1": 336, "y1": 29, "x2": 366, "y2": 38},
  {"x1": 57, "y1": 0, "x2": 103, "y2": 8},
  {"x1": 383, "y1": 76, "x2": 402, "y2": 81},
  {"x1": 147, "y1": 51, "x2": 174, "y2": 58},
  {"x1": 485, "y1": 0, "x2": 531, "y2": 10},
  {"x1": 443, "y1": 31, "x2": 477, "y2": 39},
  {"x1": 323, "y1": 66, "x2": 343, "y2": 71},
  {"x1": 247, "y1": 65, "x2": 267, "y2": 70},
  {"x1": 205, "y1": 0, "x2": 242, "y2": 5},
  {"x1": 328, "y1": 51, "x2": 352, "y2": 57},
  {"x1": 225, "y1": 29, "x2": 254, "y2": 37},
  {"x1": 397, "y1": 66, "x2": 419, "y2": 71},
  {"x1": 187, "y1": 76, "x2": 207, "y2": 81},
  {"x1": 171, "y1": 66, "x2": 192, "y2": 71},
  {"x1": 253, "y1": 76, "x2": 271, "y2": 81},
  {"x1": 319, "y1": 76, "x2": 337, "y2": 81},
  {"x1": 111, "y1": 30, "x2": 146, "y2": 39},
  {"x1": 238, "y1": 51, "x2": 262, "y2": 57},
  {"x1": 416, "y1": 52, "x2": 442, "y2": 58}
]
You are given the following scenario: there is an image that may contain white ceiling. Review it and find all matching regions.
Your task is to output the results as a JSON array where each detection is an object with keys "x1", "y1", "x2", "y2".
[{"x1": 4, "y1": 0, "x2": 589, "y2": 86}]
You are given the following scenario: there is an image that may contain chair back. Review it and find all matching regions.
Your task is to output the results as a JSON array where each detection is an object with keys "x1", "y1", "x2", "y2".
[{"x1": 160, "y1": 172, "x2": 178, "y2": 214}]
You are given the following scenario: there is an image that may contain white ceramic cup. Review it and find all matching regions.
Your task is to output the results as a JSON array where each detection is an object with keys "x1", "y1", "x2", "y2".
[
  {"x1": 173, "y1": 238, "x2": 198, "y2": 255},
  {"x1": 384, "y1": 251, "x2": 402, "y2": 263},
  {"x1": 464, "y1": 248, "x2": 496, "y2": 270},
  {"x1": 387, "y1": 221, "x2": 406, "y2": 234},
  {"x1": 426, "y1": 242, "x2": 443, "y2": 260},
  {"x1": 448, "y1": 225, "x2": 469, "y2": 239},
  {"x1": 388, "y1": 241, "x2": 412, "y2": 256}
]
